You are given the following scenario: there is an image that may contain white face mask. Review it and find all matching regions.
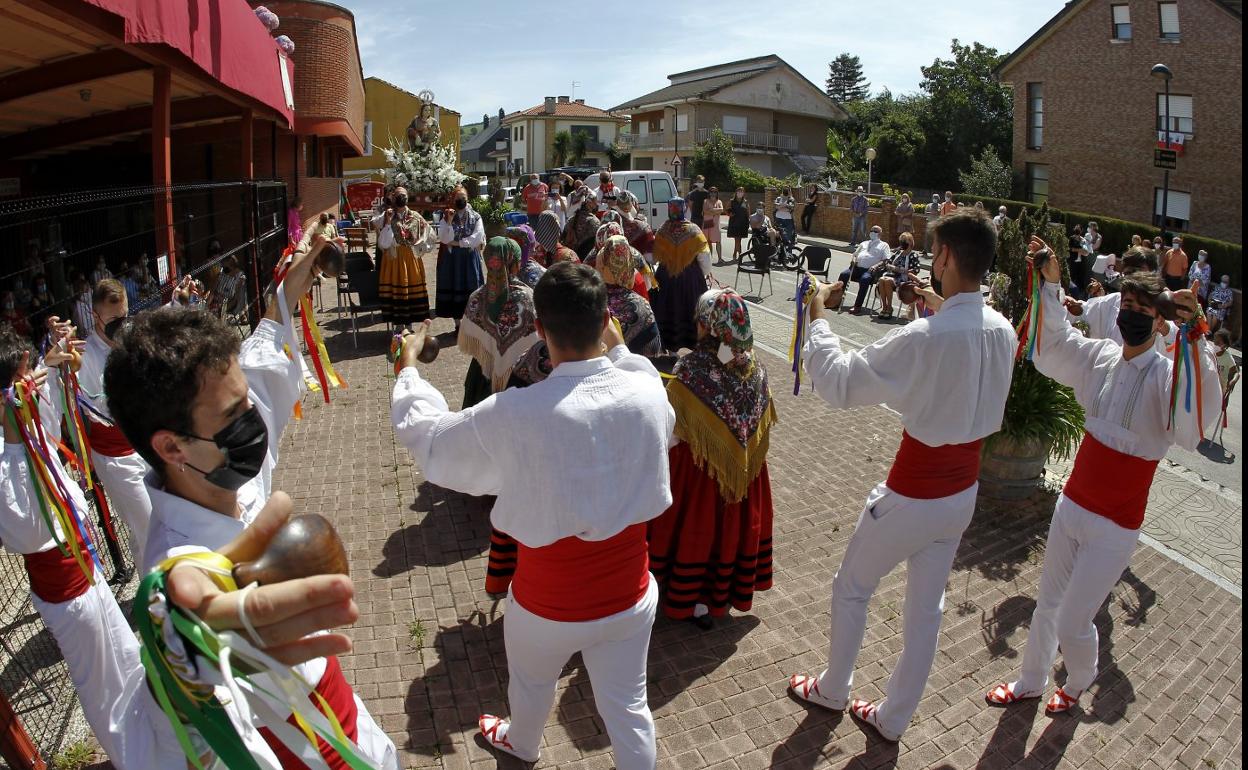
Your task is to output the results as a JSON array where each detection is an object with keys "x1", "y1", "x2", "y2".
[
  {"x1": 694, "y1": 182, "x2": 704, "y2": 189},
  {"x1": 1198, "y1": 255, "x2": 1207, "y2": 263},
  {"x1": 1222, "y1": 279, "x2": 1230, "y2": 287},
  {"x1": 869, "y1": 232, "x2": 880, "y2": 242}
]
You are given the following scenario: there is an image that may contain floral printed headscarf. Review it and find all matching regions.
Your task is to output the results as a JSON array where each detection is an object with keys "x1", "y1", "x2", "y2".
[
  {"x1": 599, "y1": 235, "x2": 639, "y2": 288},
  {"x1": 616, "y1": 189, "x2": 639, "y2": 215},
  {"x1": 694, "y1": 288, "x2": 754, "y2": 372},
  {"x1": 600, "y1": 210, "x2": 624, "y2": 227},
  {"x1": 483, "y1": 236, "x2": 522, "y2": 321},
  {"x1": 667, "y1": 197, "x2": 688, "y2": 222},
  {"x1": 594, "y1": 221, "x2": 625, "y2": 252},
  {"x1": 505, "y1": 225, "x2": 536, "y2": 265}
]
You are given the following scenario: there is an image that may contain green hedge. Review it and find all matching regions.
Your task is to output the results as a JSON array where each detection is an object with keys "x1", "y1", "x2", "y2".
[{"x1": 949, "y1": 191, "x2": 1242, "y2": 285}]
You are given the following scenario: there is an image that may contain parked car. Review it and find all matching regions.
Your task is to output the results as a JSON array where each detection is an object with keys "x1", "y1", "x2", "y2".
[
  {"x1": 583, "y1": 170, "x2": 678, "y2": 223},
  {"x1": 544, "y1": 166, "x2": 602, "y2": 183}
]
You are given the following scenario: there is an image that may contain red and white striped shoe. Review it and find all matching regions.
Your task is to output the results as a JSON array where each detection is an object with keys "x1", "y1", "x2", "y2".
[
  {"x1": 849, "y1": 699, "x2": 901, "y2": 743},
  {"x1": 788, "y1": 673, "x2": 846, "y2": 711},
  {"x1": 985, "y1": 681, "x2": 1043, "y2": 706},
  {"x1": 478, "y1": 715, "x2": 538, "y2": 763},
  {"x1": 1045, "y1": 686, "x2": 1081, "y2": 715}
]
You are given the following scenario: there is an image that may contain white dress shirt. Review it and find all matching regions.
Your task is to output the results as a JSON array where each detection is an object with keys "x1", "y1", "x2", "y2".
[
  {"x1": 1, "y1": 378, "x2": 71, "y2": 554},
  {"x1": 77, "y1": 332, "x2": 115, "y2": 418},
  {"x1": 802, "y1": 292, "x2": 1018, "y2": 446},
  {"x1": 1068, "y1": 291, "x2": 1175, "y2": 352},
  {"x1": 1035, "y1": 280, "x2": 1218, "y2": 459},
  {"x1": 436, "y1": 211, "x2": 486, "y2": 251},
  {"x1": 392, "y1": 346, "x2": 676, "y2": 547},
  {"x1": 853, "y1": 239, "x2": 891, "y2": 270}
]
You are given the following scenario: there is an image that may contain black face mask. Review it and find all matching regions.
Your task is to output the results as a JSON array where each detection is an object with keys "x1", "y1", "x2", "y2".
[
  {"x1": 454, "y1": 199, "x2": 467, "y2": 210},
  {"x1": 181, "y1": 406, "x2": 269, "y2": 491},
  {"x1": 101, "y1": 314, "x2": 129, "y2": 342},
  {"x1": 1116, "y1": 308, "x2": 1157, "y2": 347},
  {"x1": 394, "y1": 195, "x2": 408, "y2": 207}
]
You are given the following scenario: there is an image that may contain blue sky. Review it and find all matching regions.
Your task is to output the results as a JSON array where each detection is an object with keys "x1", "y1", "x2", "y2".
[{"x1": 346, "y1": 1, "x2": 1068, "y2": 123}]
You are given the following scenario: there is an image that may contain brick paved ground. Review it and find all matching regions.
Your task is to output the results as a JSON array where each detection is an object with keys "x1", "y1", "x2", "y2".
[{"x1": 269, "y1": 281, "x2": 1243, "y2": 770}]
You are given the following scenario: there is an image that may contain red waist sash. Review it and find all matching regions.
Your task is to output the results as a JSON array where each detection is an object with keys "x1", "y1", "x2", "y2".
[
  {"x1": 512, "y1": 523, "x2": 650, "y2": 622},
  {"x1": 886, "y1": 431, "x2": 983, "y2": 499},
  {"x1": 23, "y1": 539, "x2": 93, "y2": 604},
  {"x1": 259, "y1": 655, "x2": 360, "y2": 770},
  {"x1": 1063, "y1": 432, "x2": 1159, "y2": 530},
  {"x1": 89, "y1": 422, "x2": 135, "y2": 457}
]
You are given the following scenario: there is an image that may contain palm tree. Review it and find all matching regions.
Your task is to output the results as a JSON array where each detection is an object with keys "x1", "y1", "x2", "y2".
[
  {"x1": 552, "y1": 130, "x2": 572, "y2": 167},
  {"x1": 570, "y1": 130, "x2": 591, "y2": 165}
]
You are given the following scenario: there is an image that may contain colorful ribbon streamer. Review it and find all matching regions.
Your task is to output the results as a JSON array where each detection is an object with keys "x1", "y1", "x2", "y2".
[
  {"x1": 135, "y1": 553, "x2": 377, "y2": 770},
  {"x1": 1014, "y1": 265, "x2": 1043, "y2": 361},
  {"x1": 1167, "y1": 312, "x2": 1210, "y2": 438},
  {"x1": 300, "y1": 295, "x2": 347, "y2": 403},
  {"x1": 788, "y1": 273, "x2": 817, "y2": 395},
  {"x1": 57, "y1": 368, "x2": 95, "y2": 491}
]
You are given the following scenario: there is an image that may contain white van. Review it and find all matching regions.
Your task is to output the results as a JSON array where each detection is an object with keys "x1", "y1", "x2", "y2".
[{"x1": 584, "y1": 170, "x2": 678, "y2": 224}]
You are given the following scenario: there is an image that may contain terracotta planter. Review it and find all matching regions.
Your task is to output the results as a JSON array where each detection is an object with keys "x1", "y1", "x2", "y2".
[{"x1": 978, "y1": 435, "x2": 1052, "y2": 501}]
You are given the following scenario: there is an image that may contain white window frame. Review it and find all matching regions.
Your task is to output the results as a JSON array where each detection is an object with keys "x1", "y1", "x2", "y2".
[
  {"x1": 1154, "y1": 188, "x2": 1191, "y2": 228},
  {"x1": 1027, "y1": 163, "x2": 1049, "y2": 203},
  {"x1": 1111, "y1": 4, "x2": 1132, "y2": 39},
  {"x1": 1027, "y1": 83, "x2": 1044, "y2": 149},
  {"x1": 1156, "y1": 94, "x2": 1193, "y2": 136},
  {"x1": 675, "y1": 113, "x2": 688, "y2": 132},
  {"x1": 722, "y1": 115, "x2": 748, "y2": 136},
  {"x1": 1158, "y1": 2, "x2": 1180, "y2": 39}
]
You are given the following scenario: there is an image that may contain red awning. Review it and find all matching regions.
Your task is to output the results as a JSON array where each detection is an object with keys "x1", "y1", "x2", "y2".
[{"x1": 83, "y1": 0, "x2": 294, "y2": 126}]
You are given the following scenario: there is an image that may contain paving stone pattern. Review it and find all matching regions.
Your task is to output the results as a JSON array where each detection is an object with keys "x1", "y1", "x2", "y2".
[{"x1": 269, "y1": 267, "x2": 1243, "y2": 770}]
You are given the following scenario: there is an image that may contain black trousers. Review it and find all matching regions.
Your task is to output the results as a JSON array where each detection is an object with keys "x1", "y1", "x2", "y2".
[{"x1": 801, "y1": 204, "x2": 816, "y2": 233}]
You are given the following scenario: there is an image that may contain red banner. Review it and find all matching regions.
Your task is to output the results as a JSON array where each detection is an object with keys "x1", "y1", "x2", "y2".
[{"x1": 345, "y1": 182, "x2": 385, "y2": 215}]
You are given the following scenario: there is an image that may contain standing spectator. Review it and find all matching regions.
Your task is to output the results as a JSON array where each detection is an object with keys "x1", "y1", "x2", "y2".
[
  {"x1": 686, "y1": 175, "x2": 710, "y2": 225},
  {"x1": 11, "y1": 273, "x2": 32, "y2": 308},
  {"x1": 1188, "y1": 250, "x2": 1212, "y2": 306},
  {"x1": 702, "y1": 187, "x2": 724, "y2": 264},
  {"x1": 802, "y1": 184, "x2": 819, "y2": 234},
  {"x1": 993, "y1": 206, "x2": 1009, "y2": 231},
  {"x1": 1208, "y1": 274, "x2": 1233, "y2": 334},
  {"x1": 522, "y1": 174, "x2": 548, "y2": 222},
  {"x1": 1213, "y1": 328, "x2": 1238, "y2": 405},
  {"x1": 595, "y1": 170, "x2": 617, "y2": 213},
  {"x1": 727, "y1": 187, "x2": 750, "y2": 261},
  {"x1": 1084, "y1": 221, "x2": 1102, "y2": 259},
  {"x1": 1068, "y1": 224, "x2": 1088, "y2": 297},
  {"x1": 1152, "y1": 235, "x2": 1165, "y2": 251},
  {"x1": 286, "y1": 196, "x2": 304, "y2": 245},
  {"x1": 90, "y1": 256, "x2": 112, "y2": 286},
  {"x1": 1162, "y1": 236, "x2": 1189, "y2": 291},
  {"x1": 837, "y1": 225, "x2": 890, "y2": 315},
  {"x1": 973, "y1": 201, "x2": 985, "y2": 213},
  {"x1": 71, "y1": 274, "x2": 93, "y2": 337},
  {"x1": 27, "y1": 275, "x2": 58, "y2": 334},
  {"x1": 939, "y1": 191, "x2": 957, "y2": 217},
  {"x1": 849, "y1": 186, "x2": 868, "y2": 247},
  {"x1": 773, "y1": 187, "x2": 796, "y2": 245},
  {"x1": 1131, "y1": 234, "x2": 1144, "y2": 248},
  {"x1": 895, "y1": 193, "x2": 915, "y2": 238},
  {"x1": 210, "y1": 256, "x2": 246, "y2": 318},
  {"x1": 923, "y1": 194, "x2": 941, "y2": 255},
  {"x1": 544, "y1": 176, "x2": 569, "y2": 230}
]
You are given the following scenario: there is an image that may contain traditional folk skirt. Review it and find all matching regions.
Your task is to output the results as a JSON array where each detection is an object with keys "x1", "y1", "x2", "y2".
[
  {"x1": 649, "y1": 261, "x2": 705, "y2": 352},
  {"x1": 436, "y1": 245, "x2": 484, "y2": 321},
  {"x1": 647, "y1": 443, "x2": 774, "y2": 620},
  {"x1": 378, "y1": 244, "x2": 430, "y2": 325}
]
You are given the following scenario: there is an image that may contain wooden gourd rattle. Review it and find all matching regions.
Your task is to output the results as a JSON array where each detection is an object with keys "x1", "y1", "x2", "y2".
[{"x1": 232, "y1": 513, "x2": 350, "y2": 586}]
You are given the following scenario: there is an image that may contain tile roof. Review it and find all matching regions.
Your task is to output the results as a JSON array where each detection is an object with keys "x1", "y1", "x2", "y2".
[
  {"x1": 609, "y1": 68, "x2": 772, "y2": 113},
  {"x1": 504, "y1": 101, "x2": 624, "y2": 120}
]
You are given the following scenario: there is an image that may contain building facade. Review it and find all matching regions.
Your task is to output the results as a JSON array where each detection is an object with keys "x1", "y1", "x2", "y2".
[
  {"x1": 998, "y1": 0, "x2": 1242, "y2": 243},
  {"x1": 502, "y1": 97, "x2": 626, "y2": 176},
  {"x1": 343, "y1": 76, "x2": 461, "y2": 182},
  {"x1": 611, "y1": 55, "x2": 846, "y2": 180},
  {"x1": 460, "y1": 109, "x2": 510, "y2": 178}
]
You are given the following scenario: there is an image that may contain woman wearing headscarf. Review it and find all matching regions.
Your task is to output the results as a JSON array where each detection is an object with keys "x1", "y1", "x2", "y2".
[
  {"x1": 648, "y1": 289, "x2": 775, "y2": 628},
  {"x1": 589, "y1": 221, "x2": 653, "y2": 302},
  {"x1": 562, "y1": 187, "x2": 602, "y2": 259},
  {"x1": 649, "y1": 197, "x2": 712, "y2": 352},
  {"x1": 616, "y1": 190, "x2": 655, "y2": 256},
  {"x1": 532, "y1": 210, "x2": 579, "y2": 267},
  {"x1": 457, "y1": 236, "x2": 540, "y2": 409},
  {"x1": 436, "y1": 186, "x2": 486, "y2": 324},
  {"x1": 505, "y1": 224, "x2": 544, "y2": 288},
  {"x1": 584, "y1": 220, "x2": 624, "y2": 268},
  {"x1": 375, "y1": 185, "x2": 436, "y2": 328}
]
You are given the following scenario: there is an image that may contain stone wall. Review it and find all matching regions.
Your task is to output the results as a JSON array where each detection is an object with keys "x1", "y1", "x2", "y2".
[{"x1": 763, "y1": 188, "x2": 934, "y2": 246}]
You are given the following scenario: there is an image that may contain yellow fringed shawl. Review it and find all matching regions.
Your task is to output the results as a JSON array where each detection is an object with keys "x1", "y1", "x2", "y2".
[
  {"x1": 667, "y1": 379, "x2": 777, "y2": 504},
  {"x1": 653, "y1": 222, "x2": 708, "y2": 276}
]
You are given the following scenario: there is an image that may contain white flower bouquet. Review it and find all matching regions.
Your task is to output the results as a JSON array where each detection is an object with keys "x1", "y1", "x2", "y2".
[{"x1": 383, "y1": 136, "x2": 464, "y2": 204}]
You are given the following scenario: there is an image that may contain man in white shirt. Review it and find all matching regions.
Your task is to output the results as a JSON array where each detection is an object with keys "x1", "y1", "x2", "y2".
[
  {"x1": 392, "y1": 262, "x2": 675, "y2": 769},
  {"x1": 788, "y1": 209, "x2": 1017, "y2": 742},
  {"x1": 986, "y1": 239, "x2": 1218, "y2": 716},
  {"x1": 105, "y1": 236, "x2": 398, "y2": 769},
  {"x1": 836, "y1": 225, "x2": 891, "y2": 315},
  {"x1": 993, "y1": 206, "x2": 1009, "y2": 231}
]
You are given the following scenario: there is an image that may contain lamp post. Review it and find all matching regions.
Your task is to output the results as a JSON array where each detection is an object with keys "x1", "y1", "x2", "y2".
[
  {"x1": 865, "y1": 147, "x2": 877, "y2": 197},
  {"x1": 1151, "y1": 63, "x2": 1172, "y2": 241},
  {"x1": 665, "y1": 104, "x2": 680, "y2": 183}
]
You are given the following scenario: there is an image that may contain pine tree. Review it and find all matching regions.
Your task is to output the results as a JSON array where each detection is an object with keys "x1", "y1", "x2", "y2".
[{"x1": 825, "y1": 54, "x2": 870, "y2": 103}]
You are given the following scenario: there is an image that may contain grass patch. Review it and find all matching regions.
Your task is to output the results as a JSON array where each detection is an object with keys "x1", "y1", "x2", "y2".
[
  {"x1": 52, "y1": 741, "x2": 94, "y2": 770},
  {"x1": 408, "y1": 619, "x2": 426, "y2": 649}
]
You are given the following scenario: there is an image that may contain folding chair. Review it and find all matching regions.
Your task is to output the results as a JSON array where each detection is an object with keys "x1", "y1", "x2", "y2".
[
  {"x1": 735, "y1": 242, "x2": 775, "y2": 298},
  {"x1": 337, "y1": 252, "x2": 372, "y2": 320},
  {"x1": 346, "y1": 259, "x2": 383, "y2": 347},
  {"x1": 800, "y1": 246, "x2": 833, "y2": 281}
]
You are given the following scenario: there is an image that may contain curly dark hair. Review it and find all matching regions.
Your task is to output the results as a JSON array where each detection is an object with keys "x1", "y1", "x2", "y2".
[
  {"x1": 0, "y1": 324, "x2": 32, "y2": 387},
  {"x1": 104, "y1": 307, "x2": 240, "y2": 474}
]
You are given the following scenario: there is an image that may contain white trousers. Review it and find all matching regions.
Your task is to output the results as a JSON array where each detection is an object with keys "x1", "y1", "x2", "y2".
[
  {"x1": 815, "y1": 482, "x2": 977, "y2": 738},
  {"x1": 91, "y1": 450, "x2": 152, "y2": 561},
  {"x1": 504, "y1": 577, "x2": 658, "y2": 769},
  {"x1": 32, "y1": 578, "x2": 143, "y2": 766},
  {"x1": 1016, "y1": 494, "x2": 1139, "y2": 695}
]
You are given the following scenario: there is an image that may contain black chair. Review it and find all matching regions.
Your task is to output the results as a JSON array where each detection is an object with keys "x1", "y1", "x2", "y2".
[
  {"x1": 345, "y1": 257, "x2": 383, "y2": 346},
  {"x1": 735, "y1": 242, "x2": 774, "y2": 298},
  {"x1": 801, "y1": 246, "x2": 833, "y2": 281},
  {"x1": 338, "y1": 252, "x2": 373, "y2": 321}
]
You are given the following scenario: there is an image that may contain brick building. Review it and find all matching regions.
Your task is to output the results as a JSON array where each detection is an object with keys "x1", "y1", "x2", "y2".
[{"x1": 997, "y1": 0, "x2": 1242, "y2": 243}]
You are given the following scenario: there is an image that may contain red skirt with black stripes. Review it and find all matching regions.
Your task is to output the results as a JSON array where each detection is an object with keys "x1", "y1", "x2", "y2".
[{"x1": 647, "y1": 443, "x2": 774, "y2": 620}]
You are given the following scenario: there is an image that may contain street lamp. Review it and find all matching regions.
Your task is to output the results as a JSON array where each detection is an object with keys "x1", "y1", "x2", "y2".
[
  {"x1": 665, "y1": 105, "x2": 680, "y2": 182},
  {"x1": 1151, "y1": 63, "x2": 1172, "y2": 241},
  {"x1": 865, "y1": 147, "x2": 877, "y2": 196}
]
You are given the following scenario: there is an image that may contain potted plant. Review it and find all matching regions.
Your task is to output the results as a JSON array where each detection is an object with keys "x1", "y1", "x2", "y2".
[
  {"x1": 978, "y1": 204, "x2": 1085, "y2": 500},
  {"x1": 474, "y1": 197, "x2": 512, "y2": 239}
]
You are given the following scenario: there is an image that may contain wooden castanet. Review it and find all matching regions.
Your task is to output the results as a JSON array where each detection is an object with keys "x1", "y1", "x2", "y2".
[
  {"x1": 232, "y1": 514, "x2": 349, "y2": 586},
  {"x1": 316, "y1": 241, "x2": 345, "y2": 279},
  {"x1": 897, "y1": 282, "x2": 919, "y2": 306},
  {"x1": 417, "y1": 336, "x2": 439, "y2": 363},
  {"x1": 820, "y1": 280, "x2": 846, "y2": 309}
]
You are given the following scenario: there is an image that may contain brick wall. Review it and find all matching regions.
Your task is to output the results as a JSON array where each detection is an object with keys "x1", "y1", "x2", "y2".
[
  {"x1": 764, "y1": 189, "x2": 931, "y2": 246},
  {"x1": 1002, "y1": 0, "x2": 1242, "y2": 243}
]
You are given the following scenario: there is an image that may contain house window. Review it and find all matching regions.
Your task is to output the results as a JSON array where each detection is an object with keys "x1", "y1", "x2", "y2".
[
  {"x1": 1158, "y1": 2, "x2": 1180, "y2": 39},
  {"x1": 1026, "y1": 163, "x2": 1049, "y2": 203},
  {"x1": 519, "y1": 125, "x2": 525, "y2": 142},
  {"x1": 569, "y1": 125, "x2": 600, "y2": 142},
  {"x1": 1156, "y1": 94, "x2": 1193, "y2": 135},
  {"x1": 722, "y1": 115, "x2": 747, "y2": 137},
  {"x1": 675, "y1": 113, "x2": 688, "y2": 132},
  {"x1": 1154, "y1": 188, "x2": 1191, "y2": 230},
  {"x1": 1111, "y1": 4, "x2": 1132, "y2": 39},
  {"x1": 1026, "y1": 83, "x2": 1044, "y2": 149},
  {"x1": 633, "y1": 157, "x2": 654, "y2": 171},
  {"x1": 305, "y1": 136, "x2": 321, "y2": 177}
]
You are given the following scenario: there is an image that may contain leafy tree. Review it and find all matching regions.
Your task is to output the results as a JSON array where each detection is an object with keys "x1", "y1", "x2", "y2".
[
  {"x1": 825, "y1": 53, "x2": 870, "y2": 103},
  {"x1": 552, "y1": 130, "x2": 572, "y2": 166},
  {"x1": 605, "y1": 141, "x2": 631, "y2": 171},
  {"x1": 688, "y1": 128, "x2": 737, "y2": 191},
  {"x1": 570, "y1": 130, "x2": 591, "y2": 164},
  {"x1": 958, "y1": 146, "x2": 1013, "y2": 198},
  {"x1": 916, "y1": 39, "x2": 1013, "y2": 188}
]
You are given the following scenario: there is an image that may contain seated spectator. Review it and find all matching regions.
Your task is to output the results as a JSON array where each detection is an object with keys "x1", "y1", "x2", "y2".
[
  {"x1": 1208, "y1": 274, "x2": 1233, "y2": 334},
  {"x1": 837, "y1": 225, "x2": 890, "y2": 315},
  {"x1": 210, "y1": 255, "x2": 246, "y2": 317},
  {"x1": 748, "y1": 204, "x2": 778, "y2": 248},
  {"x1": 1, "y1": 291, "x2": 31, "y2": 337},
  {"x1": 876, "y1": 232, "x2": 922, "y2": 319},
  {"x1": 119, "y1": 264, "x2": 140, "y2": 310}
]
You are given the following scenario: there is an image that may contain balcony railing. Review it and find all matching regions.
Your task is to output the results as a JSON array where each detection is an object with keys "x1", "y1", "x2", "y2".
[
  {"x1": 695, "y1": 127, "x2": 798, "y2": 152},
  {"x1": 616, "y1": 131, "x2": 668, "y2": 149}
]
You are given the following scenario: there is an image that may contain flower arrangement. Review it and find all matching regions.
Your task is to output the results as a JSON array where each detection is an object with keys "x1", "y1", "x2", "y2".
[{"x1": 382, "y1": 136, "x2": 464, "y2": 199}]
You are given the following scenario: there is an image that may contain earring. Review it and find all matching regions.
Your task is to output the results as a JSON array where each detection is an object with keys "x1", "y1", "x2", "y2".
[{"x1": 179, "y1": 463, "x2": 186, "y2": 473}]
